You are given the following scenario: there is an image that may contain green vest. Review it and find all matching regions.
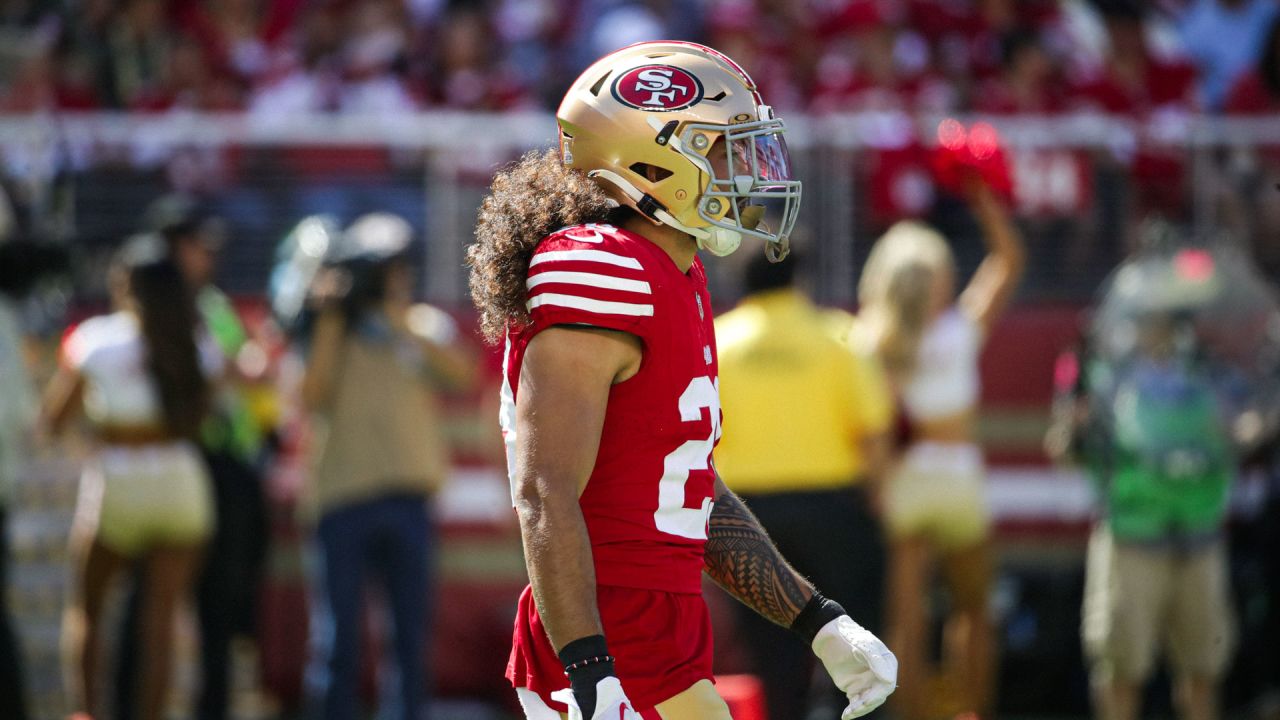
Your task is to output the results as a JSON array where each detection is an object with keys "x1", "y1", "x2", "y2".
[
  {"x1": 198, "y1": 287, "x2": 263, "y2": 461},
  {"x1": 1088, "y1": 358, "x2": 1232, "y2": 541}
]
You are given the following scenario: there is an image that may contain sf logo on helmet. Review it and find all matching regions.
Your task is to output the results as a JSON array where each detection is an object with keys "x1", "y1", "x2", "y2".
[{"x1": 613, "y1": 65, "x2": 704, "y2": 111}]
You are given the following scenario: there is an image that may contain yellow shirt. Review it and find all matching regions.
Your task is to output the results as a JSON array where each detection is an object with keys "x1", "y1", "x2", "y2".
[{"x1": 714, "y1": 291, "x2": 893, "y2": 493}]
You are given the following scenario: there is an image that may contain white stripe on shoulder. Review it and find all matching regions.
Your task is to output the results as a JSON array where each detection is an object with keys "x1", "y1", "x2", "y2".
[
  {"x1": 529, "y1": 249, "x2": 643, "y2": 270},
  {"x1": 527, "y1": 293, "x2": 654, "y2": 317},
  {"x1": 527, "y1": 271, "x2": 651, "y2": 294}
]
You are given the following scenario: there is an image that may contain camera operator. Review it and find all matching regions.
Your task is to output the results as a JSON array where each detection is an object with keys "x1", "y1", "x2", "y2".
[
  {"x1": 1046, "y1": 233, "x2": 1264, "y2": 720},
  {"x1": 299, "y1": 213, "x2": 474, "y2": 720}
]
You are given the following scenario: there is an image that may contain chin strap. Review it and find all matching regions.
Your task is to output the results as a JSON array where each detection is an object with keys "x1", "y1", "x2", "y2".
[
  {"x1": 762, "y1": 221, "x2": 789, "y2": 263},
  {"x1": 587, "y1": 168, "x2": 755, "y2": 257},
  {"x1": 587, "y1": 168, "x2": 711, "y2": 241}
]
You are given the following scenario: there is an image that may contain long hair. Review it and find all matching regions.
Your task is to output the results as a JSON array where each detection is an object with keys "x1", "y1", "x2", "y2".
[
  {"x1": 126, "y1": 255, "x2": 210, "y2": 439},
  {"x1": 856, "y1": 221, "x2": 955, "y2": 378},
  {"x1": 466, "y1": 148, "x2": 625, "y2": 344}
]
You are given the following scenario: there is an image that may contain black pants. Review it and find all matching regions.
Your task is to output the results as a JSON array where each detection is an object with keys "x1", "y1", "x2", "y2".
[
  {"x1": 1258, "y1": 491, "x2": 1280, "y2": 695},
  {"x1": 0, "y1": 507, "x2": 29, "y2": 720},
  {"x1": 733, "y1": 487, "x2": 886, "y2": 720},
  {"x1": 115, "y1": 450, "x2": 269, "y2": 720},
  {"x1": 304, "y1": 493, "x2": 435, "y2": 720}
]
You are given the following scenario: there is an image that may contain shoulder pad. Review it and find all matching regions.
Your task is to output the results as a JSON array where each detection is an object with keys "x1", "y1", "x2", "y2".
[{"x1": 525, "y1": 224, "x2": 656, "y2": 335}]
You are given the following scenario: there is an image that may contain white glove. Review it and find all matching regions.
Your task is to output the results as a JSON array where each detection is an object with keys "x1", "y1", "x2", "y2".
[
  {"x1": 551, "y1": 676, "x2": 643, "y2": 720},
  {"x1": 812, "y1": 615, "x2": 899, "y2": 719}
]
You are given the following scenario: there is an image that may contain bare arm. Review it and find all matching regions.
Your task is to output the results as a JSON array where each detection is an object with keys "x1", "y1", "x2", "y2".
[
  {"x1": 427, "y1": 340, "x2": 477, "y2": 390},
  {"x1": 514, "y1": 325, "x2": 641, "y2": 651},
  {"x1": 704, "y1": 476, "x2": 815, "y2": 627},
  {"x1": 411, "y1": 333, "x2": 477, "y2": 392},
  {"x1": 958, "y1": 181, "x2": 1026, "y2": 334},
  {"x1": 38, "y1": 365, "x2": 84, "y2": 439},
  {"x1": 849, "y1": 349, "x2": 894, "y2": 506},
  {"x1": 299, "y1": 309, "x2": 346, "y2": 412},
  {"x1": 860, "y1": 431, "x2": 893, "y2": 509},
  {"x1": 398, "y1": 303, "x2": 478, "y2": 391},
  {"x1": 707, "y1": 482, "x2": 899, "y2": 719}
]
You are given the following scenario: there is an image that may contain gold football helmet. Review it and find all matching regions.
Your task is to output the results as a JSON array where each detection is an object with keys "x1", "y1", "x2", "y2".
[{"x1": 557, "y1": 41, "x2": 801, "y2": 260}]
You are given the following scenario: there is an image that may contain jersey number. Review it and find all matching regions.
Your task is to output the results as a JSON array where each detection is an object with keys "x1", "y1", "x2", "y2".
[{"x1": 655, "y1": 376, "x2": 720, "y2": 540}]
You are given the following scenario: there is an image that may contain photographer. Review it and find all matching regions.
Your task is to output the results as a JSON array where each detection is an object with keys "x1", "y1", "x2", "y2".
[
  {"x1": 1047, "y1": 238, "x2": 1252, "y2": 720},
  {"x1": 299, "y1": 213, "x2": 474, "y2": 720}
]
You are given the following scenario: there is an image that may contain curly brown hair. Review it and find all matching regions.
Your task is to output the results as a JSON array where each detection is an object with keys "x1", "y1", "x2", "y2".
[{"x1": 467, "y1": 148, "x2": 627, "y2": 343}]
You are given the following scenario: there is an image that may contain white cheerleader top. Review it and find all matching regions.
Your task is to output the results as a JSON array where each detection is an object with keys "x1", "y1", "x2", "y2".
[
  {"x1": 900, "y1": 308, "x2": 982, "y2": 421},
  {"x1": 63, "y1": 312, "x2": 222, "y2": 428}
]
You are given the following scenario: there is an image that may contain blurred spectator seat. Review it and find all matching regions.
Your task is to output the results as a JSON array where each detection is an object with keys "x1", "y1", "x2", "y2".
[{"x1": 1177, "y1": 0, "x2": 1279, "y2": 110}]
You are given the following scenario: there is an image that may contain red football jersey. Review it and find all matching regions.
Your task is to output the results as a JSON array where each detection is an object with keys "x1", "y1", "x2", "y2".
[{"x1": 499, "y1": 223, "x2": 721, "y2": 594}]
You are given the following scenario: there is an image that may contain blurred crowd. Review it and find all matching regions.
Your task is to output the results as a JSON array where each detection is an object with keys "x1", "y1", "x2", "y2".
[
  {"x1": 2, "y1": 0, "x2": 1280, "y2": 308},
  {"x1": 1, "y1": 0, "x2": 1279, "y2": 116}
]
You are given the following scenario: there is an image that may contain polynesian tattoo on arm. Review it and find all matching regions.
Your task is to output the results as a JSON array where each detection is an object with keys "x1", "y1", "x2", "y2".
[{"x1": 704, "y1": 482, "x2": 815, "y2": 627}]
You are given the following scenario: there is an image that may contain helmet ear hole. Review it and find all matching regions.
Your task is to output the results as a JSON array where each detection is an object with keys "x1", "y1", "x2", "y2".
[{"x1": 629, "y1": 162, "x2": 674, "y2": 182}]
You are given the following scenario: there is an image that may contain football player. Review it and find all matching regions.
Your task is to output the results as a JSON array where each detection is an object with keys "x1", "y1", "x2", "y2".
[{"x1": 467, "y1": 41, "x2": 897, "y2": 720}]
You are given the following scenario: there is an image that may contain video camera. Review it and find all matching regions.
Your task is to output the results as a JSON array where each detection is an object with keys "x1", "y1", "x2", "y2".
[{"x1": 269, "y1": 212, "x2": 415, "y2": 341}]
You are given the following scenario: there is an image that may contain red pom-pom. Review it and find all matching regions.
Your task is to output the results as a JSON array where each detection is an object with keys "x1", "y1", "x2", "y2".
[
  {"x1": 931, "y1": 119, "x2": 1013, "y2": 203},
  {"x1": 938, "y1": 118, "x2": 967, "y2": 150}
]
